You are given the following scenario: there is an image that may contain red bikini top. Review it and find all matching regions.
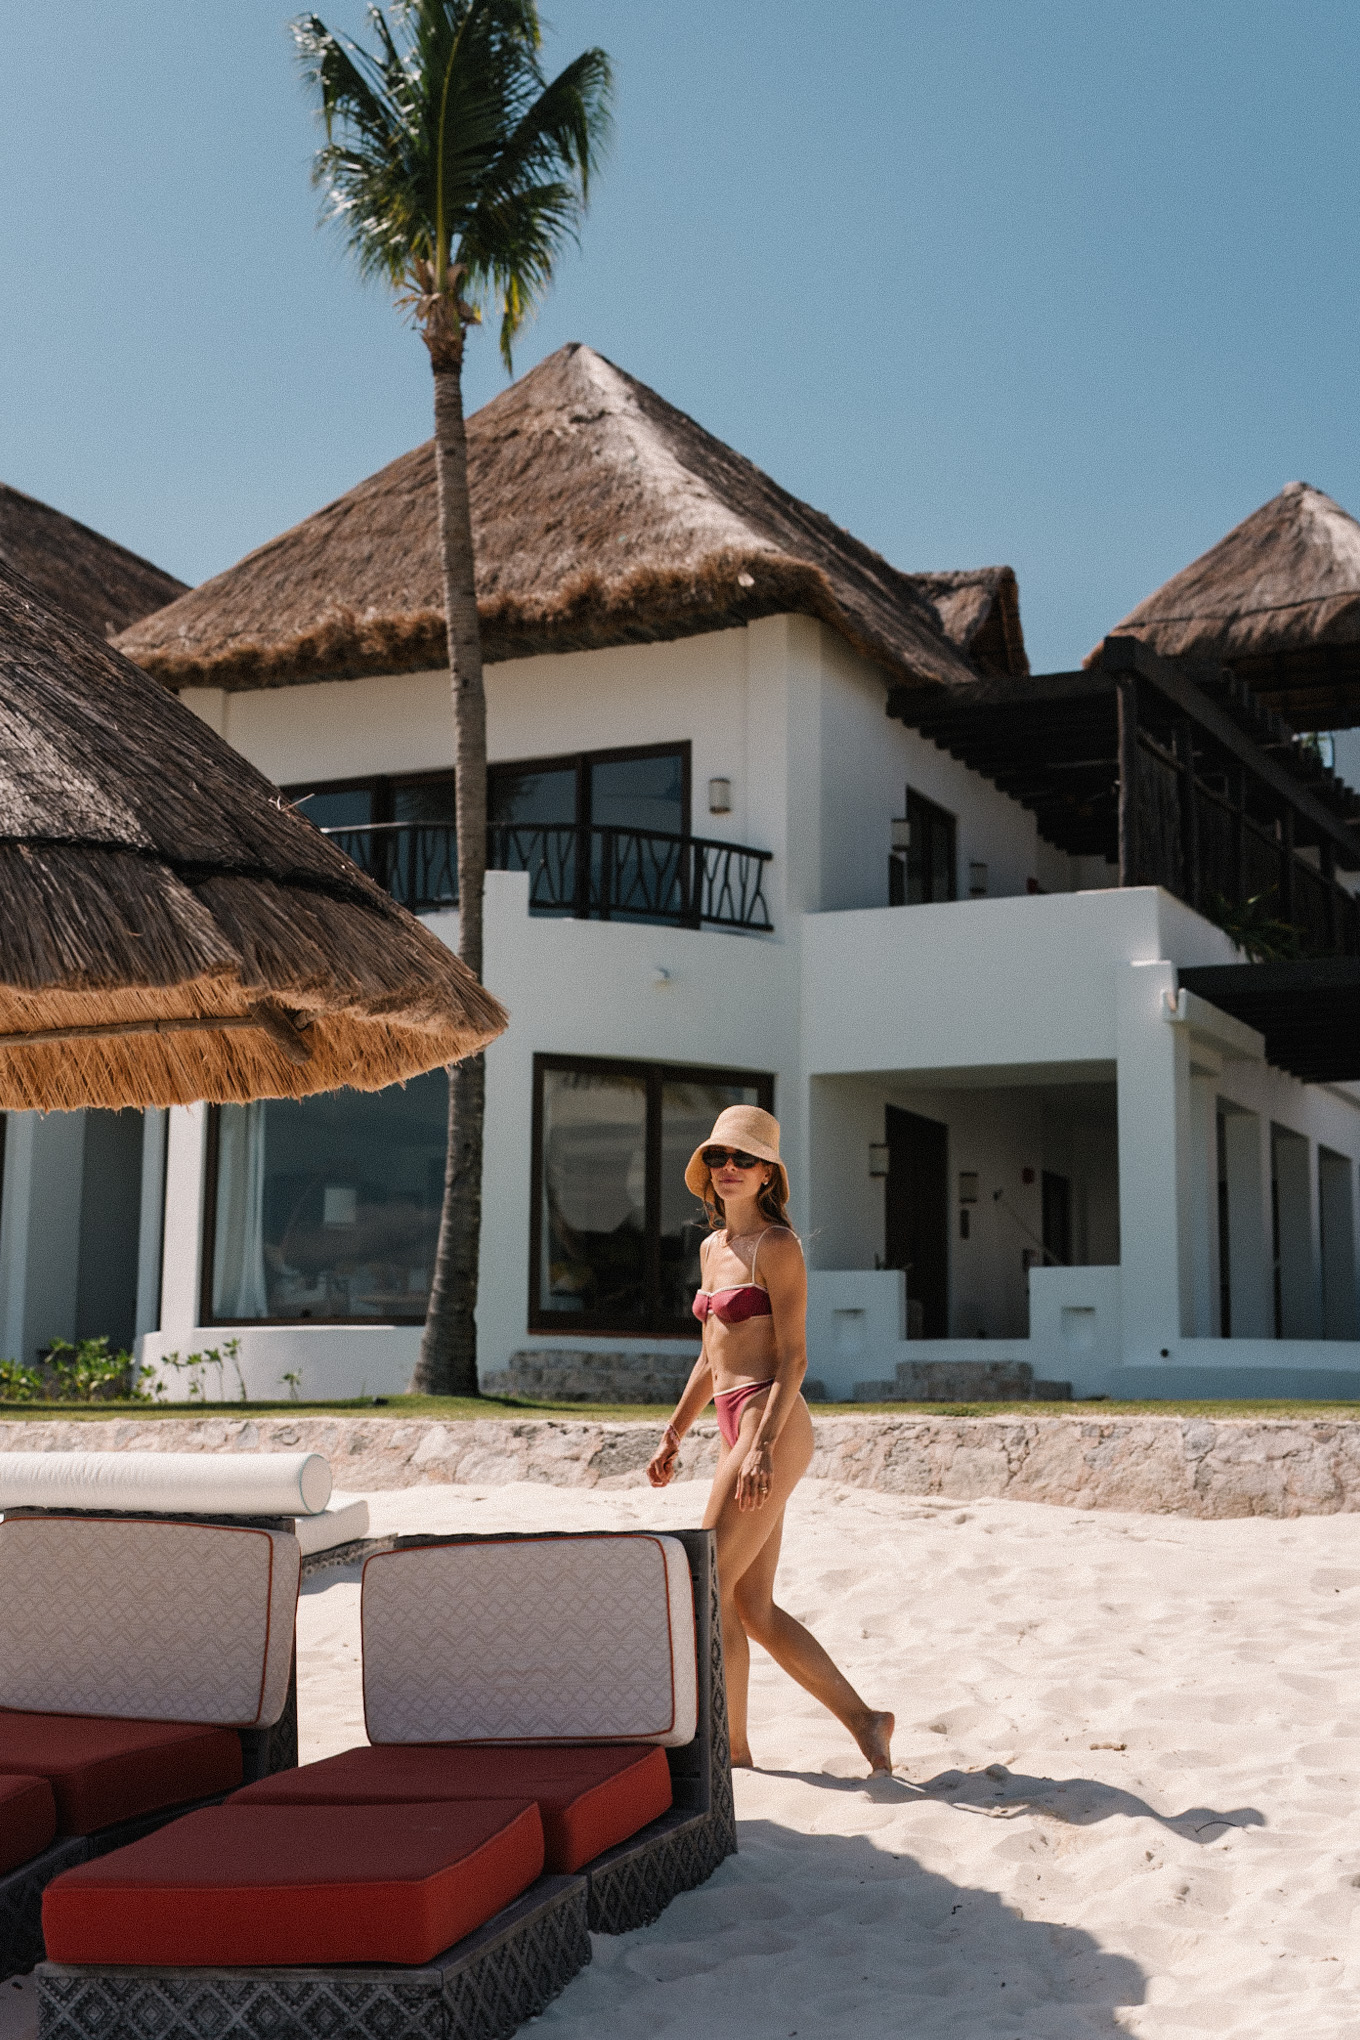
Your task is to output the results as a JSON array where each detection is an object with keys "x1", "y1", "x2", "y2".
[
  {"x1": 693, "y1": 1227, "x2": 785, "y2": 1325},
  {"x1": 692, "y1": 1283, "x2": 773, "y2": 1326}
]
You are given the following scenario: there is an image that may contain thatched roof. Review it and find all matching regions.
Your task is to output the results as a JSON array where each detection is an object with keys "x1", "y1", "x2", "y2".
[
  {"x1": 0, "y1": 563, "x2": 506, "y2": 1112},
  {"x1": 116, "y1": 344, "x2": 1027, "y2": 695},
  {"x1": 0, "y1": 483, "x2": 187, "y2": 640},
  {"x1": 1093, "y1": 482, "x2": 1360, "y2": 727}
]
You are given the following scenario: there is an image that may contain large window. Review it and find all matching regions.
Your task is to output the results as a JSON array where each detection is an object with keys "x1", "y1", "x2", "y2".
[
  {"x1": 530, "y1": 1055, "x2": 773, "y2": 1335},
  {"x1": 203, "y1": 1074, "x2": 448, "y2": 1324},
  {"x1": 490, "y1": 744, "x2": 688, "y2": 837},
  {"x1": 288, "y1": 772, "x2": 457, "y2": 832},
  {"x1": 287, "y1": 745, "x2": 688, "y2": 845}
]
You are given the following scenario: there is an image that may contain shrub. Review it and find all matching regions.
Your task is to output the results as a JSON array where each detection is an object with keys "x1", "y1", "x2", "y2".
[{"x1": 0, "y1": 1337, "x2": 151, "y2": 1404}]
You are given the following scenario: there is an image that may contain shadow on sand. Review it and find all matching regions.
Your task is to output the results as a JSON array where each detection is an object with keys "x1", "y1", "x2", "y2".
[
  {"x1": 760, "y1": 1761, "x2": 1264, "y2": 1843},
  {"x1": 581, "y1": 1818, "x2": 1147, "y2": 2038}
]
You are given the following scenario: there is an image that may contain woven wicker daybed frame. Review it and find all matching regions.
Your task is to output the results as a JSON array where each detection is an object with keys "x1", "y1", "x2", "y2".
[
  {"x1": 1, "y1": 1507, "x2": 302, "y2": 1983},
  {"x1": 36, "y1": 1526, "x2": 736, "y2": 2040}
]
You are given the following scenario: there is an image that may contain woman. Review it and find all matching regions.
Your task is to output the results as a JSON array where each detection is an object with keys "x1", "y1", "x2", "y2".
[{"x1": 647, "y1": 1106, "x2": 894, "y2": 1775}]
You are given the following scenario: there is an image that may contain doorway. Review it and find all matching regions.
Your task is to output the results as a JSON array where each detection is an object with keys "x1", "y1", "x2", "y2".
[{"x1": 884, "y1": 1105, "x2": 948, "y2": 1338}]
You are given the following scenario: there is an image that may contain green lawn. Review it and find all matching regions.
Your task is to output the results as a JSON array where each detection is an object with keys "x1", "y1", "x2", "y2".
[{"x1": 0, "y1": 1394, "x2": 1355, "y2": 1421}]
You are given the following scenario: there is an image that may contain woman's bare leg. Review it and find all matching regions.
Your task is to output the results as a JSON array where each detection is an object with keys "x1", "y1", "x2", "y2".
[{"x1": 703, "y1": 1398, "x2": 893, "y2": 1773}]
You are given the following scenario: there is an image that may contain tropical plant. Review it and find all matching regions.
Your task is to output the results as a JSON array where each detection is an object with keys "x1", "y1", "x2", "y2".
[
  {"x1": 1203, "y1": 887, "x2": 1303, "y2": 964},
  {"x1": 0, "y1": 1337, "x2": 151, "y2": 1404},
  {"x1": 293, "y1": 0, "x2": 612, "y2": 1396}
]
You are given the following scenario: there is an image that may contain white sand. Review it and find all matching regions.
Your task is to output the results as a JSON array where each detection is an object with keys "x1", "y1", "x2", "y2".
[
  {"x1": 302, "y1": 1480, "x2": 1360, "y2": 2037},
  {"x1": 3, "y1": 1480, "x2": 1355, "y2": 2040}
]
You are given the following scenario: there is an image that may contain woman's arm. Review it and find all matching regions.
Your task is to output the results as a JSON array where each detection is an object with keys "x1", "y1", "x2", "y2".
[
  {"x1": 645, "y1": 1350, "x2": 715, "y2": 1487},
  {"x1": 646, "y1": 1238, "x2": 717, "y2": 1488},
  {"x1": 736, "y1": 1230, "x2": 808, "y2": 1509}
]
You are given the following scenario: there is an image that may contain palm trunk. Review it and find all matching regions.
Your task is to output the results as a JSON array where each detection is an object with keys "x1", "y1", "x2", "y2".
[{"x1": 414, "y1": 338, "x2": 488, "y2": 1397}]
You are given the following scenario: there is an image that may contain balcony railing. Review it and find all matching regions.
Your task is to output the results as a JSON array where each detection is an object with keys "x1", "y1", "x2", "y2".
[{"x1": 323, "y1": 820, "x2": 774, "y2": 933}]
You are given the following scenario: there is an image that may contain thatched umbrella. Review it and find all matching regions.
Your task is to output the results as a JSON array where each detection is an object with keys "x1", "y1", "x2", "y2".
[
  {"x1": 116, "y1": 343, "x2": 1029, "y2": 696},
  {"x1": 0, "y1": 562, "x2": 506, "y2": 1111},
  {"x1": 0, "y1": 481, "x2": 187, "y2": 639}
]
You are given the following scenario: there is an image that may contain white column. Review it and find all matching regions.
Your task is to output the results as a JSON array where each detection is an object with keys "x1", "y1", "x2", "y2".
[
  {"x1": 1222, "y1": 1108, "x2": 1273, "y2": 1337},
  {"x1": 1187, "y1": 1073, "x2": 1219, "y2": 1335},
  {"x1": 159, "y1": 1104, "x2": 208, "y2": 1342},
  {"x1": 1272, "y1": 1126, "x2": 1320, "y2": 1339},
  {"x1": 1115, "y1": 961, "x2": 1191, "y2": 1359},
  {"x1": 1319, "y1": 1147, "x2": 1358, "y2": 1340},
  {"x1": 134, "y1": 1110, "x2": 168, "y2": 1339}
]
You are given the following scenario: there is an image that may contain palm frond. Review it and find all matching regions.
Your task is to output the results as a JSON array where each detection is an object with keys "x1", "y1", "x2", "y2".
[{"x1": 293, "y1": 0, "x2": 612, "y2": 364}]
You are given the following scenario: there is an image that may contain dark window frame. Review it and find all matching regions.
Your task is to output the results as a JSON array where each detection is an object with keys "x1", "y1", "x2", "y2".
[
  {"x1": 284, "y1": 742, "x2": 693, "y2": 838},
  {"x1": 200, "y1": 1087, "x2": 447, "y2": 1329},
  {"x1": 283, "y1": 766, "x2": 456, "y2": 828},
  {"x1": 528, "y1": 1051, "x2": 774, "y2": 1339},
  {"x1": 889, "y1": 788, "x2": 958, "y2": 906}
]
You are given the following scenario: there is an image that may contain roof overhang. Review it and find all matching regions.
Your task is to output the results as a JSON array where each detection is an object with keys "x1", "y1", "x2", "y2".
[{"x1": 1177, "y1": 958, "x2": 1360, "y2": 1085}]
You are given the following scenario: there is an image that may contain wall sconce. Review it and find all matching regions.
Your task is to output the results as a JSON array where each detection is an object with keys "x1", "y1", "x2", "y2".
[
  {"x1": 707, "y1": 777, "x2": 732, "y2": 815},
  {"x1": 868, "y1": 1142, "x2": 889, "y2": 1178},
  {"x1": 968, "y1": 861, "x2": 988, "y2": 897},
  {"x1": 958, "y1": 1171, "x2": 979, "y2": 1204},
  {"x1": 890, "y1": 817, "x2": 911, "y2": 852}
]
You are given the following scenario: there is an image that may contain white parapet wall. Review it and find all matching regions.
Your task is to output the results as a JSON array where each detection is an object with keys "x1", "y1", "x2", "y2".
[
  {"x1": 806, "y1": 1265, "x2": 1360, "y2": 1400},
  {"x1": 136, "y1": 1325, "x2": 421, "y2": 1403}
]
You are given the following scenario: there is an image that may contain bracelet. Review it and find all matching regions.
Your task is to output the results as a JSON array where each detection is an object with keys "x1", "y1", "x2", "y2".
[{"x1": 663, "y1": 1422, "x2": 682, "y2": 1447}]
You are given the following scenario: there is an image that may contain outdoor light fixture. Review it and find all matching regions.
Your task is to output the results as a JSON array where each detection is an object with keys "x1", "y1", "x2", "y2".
[
  {"x1": 869, "y1": 1142, "x2": 889, "y2": 1178},
  {"x1": 958, "y1": 1171, "x2": 979, "y2": 1204},
  {"x1": 969, "y1": 861, "x2": 988, "y2": 897},
  {"x1": 890, "y1": 817, "x2": 911, "y2": 851},
  {"x1": 708, "y1": 777, "x2": 732, "y2": 814}
]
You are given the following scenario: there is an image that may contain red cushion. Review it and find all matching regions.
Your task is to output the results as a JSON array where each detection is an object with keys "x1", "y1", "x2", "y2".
[
  {"x1": 42, "y1": 1800, "x2": 544, "y2": 1968},
  {"x1": 0, "y1": 1712, "x2": 242, "y2": 1835},
  {"x1": 232, "y1": 1742, "x2": 673, "y2": 1873},
  {"x1": 0, "y1": 1772, "x2": 56, "y2": 1875}
]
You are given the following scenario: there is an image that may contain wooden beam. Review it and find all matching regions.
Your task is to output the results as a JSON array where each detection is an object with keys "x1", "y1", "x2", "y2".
[
  {"x1": 1101, "y1": 636, "x2": 1360, "y2": 867},
  {"x1": 1117, "y1": 673, "x2": 1139, "y2": 886},
  {"x1": 1174, "y1": 719, "x2": 1200, "y2": 908},
  {"x1": 0, "y1": 1002, "x2": 313, "y2": 1067}
]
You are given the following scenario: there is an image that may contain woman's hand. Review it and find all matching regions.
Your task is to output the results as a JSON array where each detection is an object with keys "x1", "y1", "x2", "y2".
[
  {"x1": 647, "y1": 1426, "x2": 681, "y2": 1488},
  {"x1": 736, "y1": 1439, "x2": 773, "y2": 1512}
]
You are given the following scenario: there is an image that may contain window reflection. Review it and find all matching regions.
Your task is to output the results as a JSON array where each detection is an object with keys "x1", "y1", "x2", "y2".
[
  {"x1": 658, "y1": 1080, "x2": 760, "y2": 1321},
  {"x1": 293, "y1": 786, "x2": 374, "y2": 830},
  {"x1": 539, "y1": 1069, "x2": 647, "y2": 1323},
  {"x1": 534, "y1": 1059, "x2": 768, "y2": 1332},
  {"x1": 589, "y1": 754, "x2": 684, "y2": 834},
  {"x1": 208, "y1": 1074, "x2": 448, "y2": 1323}
]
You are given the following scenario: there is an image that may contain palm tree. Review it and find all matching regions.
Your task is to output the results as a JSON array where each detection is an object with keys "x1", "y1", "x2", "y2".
[{"x1": 293, "y1": 1, "x2": 612, "y2": 1395}]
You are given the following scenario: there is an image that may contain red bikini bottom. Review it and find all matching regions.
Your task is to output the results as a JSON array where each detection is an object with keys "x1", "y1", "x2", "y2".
[{"x1": 714, "y1": 1378, "x2": 776, "y2": 1449}]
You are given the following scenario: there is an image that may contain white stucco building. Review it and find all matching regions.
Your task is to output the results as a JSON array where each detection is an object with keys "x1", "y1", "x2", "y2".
[{"x1": 8, "y1": 350, "x2": 1360, "y2": 1402}]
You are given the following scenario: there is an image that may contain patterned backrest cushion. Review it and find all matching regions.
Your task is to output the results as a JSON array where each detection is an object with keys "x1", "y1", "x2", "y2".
[
  {"x1": 362, "y1": 1534, "x2": 698, "y2": 1747},
  {"x1": 0, "y1": 1517, "x2": 300, "y2": 1727}
]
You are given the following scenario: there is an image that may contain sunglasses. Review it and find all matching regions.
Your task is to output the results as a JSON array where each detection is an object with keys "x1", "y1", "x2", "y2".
[{"x1": 701, "y1": 1146, "x2": 763, "y2": 1170}]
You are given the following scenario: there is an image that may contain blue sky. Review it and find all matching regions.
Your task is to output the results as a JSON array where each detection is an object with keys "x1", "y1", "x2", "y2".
[{"x1": 4, "y1": 1, "x2": 1358, "y2": 673}]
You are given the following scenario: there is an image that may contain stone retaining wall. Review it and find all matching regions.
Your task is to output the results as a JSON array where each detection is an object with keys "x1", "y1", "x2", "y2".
[{"x1": 4, "y1": 1411, "x2": 1360, "y2": 1518}]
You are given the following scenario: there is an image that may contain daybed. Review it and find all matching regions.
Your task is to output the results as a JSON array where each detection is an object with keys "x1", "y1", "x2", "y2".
[
  {"x1": 37, "y1": 1526, "x2": 736, "y2": 2040},
  {"x1": 0, "y1": 1508, "x2": 301, "y2": 1981}
]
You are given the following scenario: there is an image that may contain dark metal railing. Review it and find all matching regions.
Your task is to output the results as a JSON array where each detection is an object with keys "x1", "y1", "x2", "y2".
[
  {"x1": 1104, "y1": 636, "x2": 1360, "y2": 961},
  {"x1": 323, "y1": 820, "x2": 774, "y2": 933},
  {"x1": 1130, "y1": 730, "x2": 1360, "y2": 958}
]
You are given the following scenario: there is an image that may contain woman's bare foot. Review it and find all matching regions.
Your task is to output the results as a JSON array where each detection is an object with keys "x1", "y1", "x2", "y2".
[
  {"x1": 731, "y1": 1745, "x2": 755, "y2": 1769},
  {"x1": 854, "y1": 1709, "x2": 895, "y2": 1774}
]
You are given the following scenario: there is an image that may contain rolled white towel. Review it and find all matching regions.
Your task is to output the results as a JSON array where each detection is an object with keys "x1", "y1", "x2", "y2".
[{"x1": 0, "y1": 1449, "x2": 332, "y2": 1517}]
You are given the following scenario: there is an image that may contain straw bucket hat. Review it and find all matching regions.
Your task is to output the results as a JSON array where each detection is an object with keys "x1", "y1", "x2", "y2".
[{"x1": 685, "y1": 1105, "x2": 789, "y2": 1203}]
